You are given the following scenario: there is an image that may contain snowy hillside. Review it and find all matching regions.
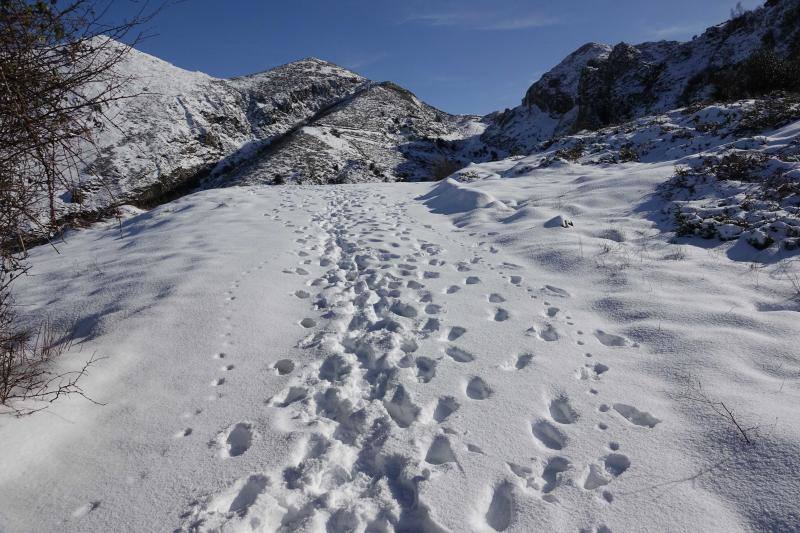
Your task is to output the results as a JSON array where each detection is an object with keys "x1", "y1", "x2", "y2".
[
  {"x1": 2, "y1": 2, "x2": 800, "y2": 532},
  {"x1": 63, "y1": 49, "x2": 480, "y2": 225},
  {"x1": 482, "y1": 0, "x2": 800, "y2": 153}
]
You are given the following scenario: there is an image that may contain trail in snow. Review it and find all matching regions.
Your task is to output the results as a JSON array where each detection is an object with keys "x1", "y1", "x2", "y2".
[{"x1": 1, "y1": 168, "x2": 799, "y2": 532}]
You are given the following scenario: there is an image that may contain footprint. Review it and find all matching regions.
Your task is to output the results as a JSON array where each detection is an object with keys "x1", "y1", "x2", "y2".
[
  {"x1": 465, "y1": 276, "x2": 481, "y2": 285},
  {"x1": 545, "y1": 307, "x2": 559, "y2": 318},
  {"x1": 221, "y1": 364, "x2": 235, "y2": 371},
  {"x1": 549, "y1": 396, "x2": 578, "y2": 424},
  {"x1": 425, "y1": 436, "x2": 458, "y2": 465},
  {"x1": 221, "y1": 422, "x2": 253, "y2": 458},
  {"x1": 211, "y1": 378, "x2": 225, "y2": 387},
  {"x1": 294, "y1": 290, "x2": 310, "y2": 299},
  {"x1": 446, "y1": 285, "x2": 461, "y2": 294},
  {"x1": 205, "y1": 474, "x2": 269, "y2": 517},
  {"x1": 532, "y1": 420, "x2": 567, "y2": 450},
  {"x1": 319, "y1": 354, "x2": 351, "y2": 381},
  {"x1": 595, "y1": 330, "x2": 630, "y2": 347},
  {"x1": 538, "y1": 324, "x2": 559, "y2": 342},
  {"x1": 509, "y1": 276, "x2": 523, "y2": 285},
  {"x1": 390, "y1": 302, "x2": 418, "y2": 318},
  {"x1": 485, "y1": 482, "x2": 514, "y2": 531},
  {"x1": 446, "y1": 346, "x2": 475, "y2": 363},
  {"x1": 274, "y1": 359, "x2": 295, "y2": 375},
  {"x1": 416, "y1": 357, "x2": 437, "y2": 383},
  {"x1": 542, "y1": 285, "x2": 569, "y2": 298},
  {"x1": 433, "y1": 396, "x2": 460, "y2": 422},
  {"x1": 384, "y1": 385, "x2": 420, "y2": 428},
  {"x1": 488, "y1": 293, "x2": 506, "y2": 303},
  {"x1": 515, "y1": 353, "x2": 533, "y2": 369},
  {"x1": 613, "y1": 403, "x2": 660, "y2": 428},
  {"x1": 466, "y1": 377, "x2": 492, "y2": 399},
  {"x1": 425, "y1": 304, "x2": 442, "y2": 315},
  {"x1": 274, "y1": 387, "x2": 308, "y2": 408},
  {"x1": 493, "y1": 308, "x2": 510, "y2": 322},
  {"x1": 423, "y1": 271, "x2": 440, "y2": 279},
  {"x1": 447, "y1": 326, "x2": 467, "y2": 341},
  {"x1": 583, "y1": 454, "x2": 631, "y2": 490},
  {"x1": 542, "y1": 457, "x2": 571, "y2": 494},
  {"x1": 300, "y1": 318, "x2": 317, "y2": 328},
  {"x1": 72, "y1": 501, "x2": 101, "y2": 518}
]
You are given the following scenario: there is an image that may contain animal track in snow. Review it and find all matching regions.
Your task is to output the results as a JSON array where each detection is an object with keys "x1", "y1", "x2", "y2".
[
  {"x1": 542, "y1": 285, "x2": 569, "y2": 298},
  {"x1": 465, "y1": 276, "x2": 481, "y2": 285},
  {"x1": 72, "y1": 501, "x2": 101, "y2": 519},
  {"x1": 613, "y1": 403, "x2": 660, "y2": 428},
  {"x1": 466, "y1": 377, "x2": 492, "y2": 399},
  {"x1": 488, "y1": 293, "x2": 506, "y2": 303},
  {"x1": 299, "y1": 317, "x2": 317, "y2": 328},
  {"x1": 532, "y1": 420, "x2": 567, "y2": 450},
  {"x1": 446, "y1": 285, "x2": 461, "y2": 294},
  {"x1": 446, "y1": 346, "x2": 475, "y2": 363}
]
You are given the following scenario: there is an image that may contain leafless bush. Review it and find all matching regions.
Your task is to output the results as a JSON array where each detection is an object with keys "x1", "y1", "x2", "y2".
[
  {"x1": 0, "y1": 318, "x2": 103, "y2": 416},
  {"x1": 675, "y1": 376, "x2": 759, "y2": 445},
  {"x1": 1, "y1": 1, "x2": 160, "y2": 414}
]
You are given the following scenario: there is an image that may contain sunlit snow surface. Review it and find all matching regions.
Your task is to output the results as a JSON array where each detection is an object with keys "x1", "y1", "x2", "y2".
[{"x1": 1, "y1": 160, "x2": 799, "y2": 531}]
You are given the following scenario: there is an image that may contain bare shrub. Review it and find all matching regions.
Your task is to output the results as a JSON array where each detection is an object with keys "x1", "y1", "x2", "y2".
[{"x1": 0, "y1": 318, "x2": 102, "y2": 416}]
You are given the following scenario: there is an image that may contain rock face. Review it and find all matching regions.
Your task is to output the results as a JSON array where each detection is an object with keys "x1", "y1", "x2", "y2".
[
  {"x1": 483, "y1": 0, "x2": 800, "y2": 153},
  {"x1": 219, "y1": 81, "x2": 480, "y2": 186}
]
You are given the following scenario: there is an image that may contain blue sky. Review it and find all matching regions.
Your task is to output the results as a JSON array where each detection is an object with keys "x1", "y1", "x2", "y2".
[{"x1": 114, "y1": 0, "x2": 763, "y2": 115}]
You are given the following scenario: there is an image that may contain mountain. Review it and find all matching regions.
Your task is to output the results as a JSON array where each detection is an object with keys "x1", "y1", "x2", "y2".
[
  {"x1": 65, "y1": 50, "x2": 481, "y2": 224},
  {"x1": 482, "y1": 0, "x2": 800, "y2": 153},
  {"x1": 63, "y1": 0, "x2": 799, "y2": 229}
]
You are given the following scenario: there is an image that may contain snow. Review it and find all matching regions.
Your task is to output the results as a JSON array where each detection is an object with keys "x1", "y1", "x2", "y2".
[{"x1": 2, "y1": 152, "x2": 799, "y2": 531}]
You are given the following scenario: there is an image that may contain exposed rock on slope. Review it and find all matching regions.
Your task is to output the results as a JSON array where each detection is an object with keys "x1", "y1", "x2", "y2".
[{"x1": 483, "y1": 0, "x2": 800, "y2": 153}]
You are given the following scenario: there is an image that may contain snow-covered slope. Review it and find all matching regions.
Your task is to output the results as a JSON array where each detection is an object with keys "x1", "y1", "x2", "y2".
[
  {"x1": 483, "y1": 0, "x2": 800, "y2": 153},
  {"x1": 63, "y1": 48, "x2": 480, "y2": 223},
  {"x1": 3, "y1": 169, "x2": 799, "y2": 532}
]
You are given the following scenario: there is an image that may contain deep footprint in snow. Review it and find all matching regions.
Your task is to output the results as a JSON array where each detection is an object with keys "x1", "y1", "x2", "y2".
[
  {"x1": 595, "y1": 330, "x2": 631, "y2": 347},
  {"x1": 274, "y1": 359, "x2": 295, "y2": 375},
  {"x1": 446, "y1": 285, "x2": 461, "y2": 294},
  {"x1": 538, "y1": 324, "x2": 560, "y2": 342},
  {"x1": 447, "y1": 326, "x2": 467, "y2": 341},
  {"x1": 488, "y1": 293, "x2": 506, "y2": 303},
  {"x1": 549, "y1": 396, "x2": 579, "y2": 424},
  {"x1": 205, "y1": 474, "x2": 269, "y2": 517},
  {"x1": 613, "y1": 403, "x2": 660, "y2": 428},
  {"x1": 485, "y1": 482, "x2": 515, "y2": 531},
  {"x1": 425, "y1": 435, "x2": 458, "y2": 465},
  {"x1": 299, "y1": 318, "x2": 317, "y2": 328},
  {"x1": 542, "y1": 457, "x2": 571, "y2": 494},
  {"x1": 415, "y1": 357, "x2": 437, "y2": 383},
  {"x1": 466, "y1": 376, "x2": 492, "y2": 399},
  {"x1": 532, "y1": 420, "x2": 567, "y2": 450},
  {"x1": 220, "y1": 422, "x2": 254, "y2": 458},
  {"x1": 465, "y1": 276, "x2": 481, "y2": 285},
  {"x1": 433, "y1": 396, "x2": 460, "y2": 422},
  {"x1": 446, "y1": 346, "x2": 475, "y2": 363},
  {"x1": 515, "y1": 353, "x2": 534, "y2": 369},
  {"x1": 493, "y1": 308, "x2": 510, "y2": 322},
  {"x1": 583, "y1": 454, "x2": 631, "y2": 490}
]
